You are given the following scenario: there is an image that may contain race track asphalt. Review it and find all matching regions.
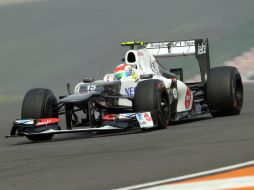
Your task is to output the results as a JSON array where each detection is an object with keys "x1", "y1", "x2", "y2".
[
  {"x1": 0, "y1": 83, "x2": 253, "y2": 190},
  {"x1": 1, "y1": 1, "x2": 254, "y2": 190}
]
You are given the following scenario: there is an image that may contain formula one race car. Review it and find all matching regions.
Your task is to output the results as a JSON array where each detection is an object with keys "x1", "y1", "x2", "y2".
[{"x1": 7, "y1": 38, "x2": 244, "y2": 141}]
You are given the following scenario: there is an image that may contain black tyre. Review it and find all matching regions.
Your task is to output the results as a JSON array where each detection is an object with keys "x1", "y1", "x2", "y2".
[
  {"x1": 133, "y1": 80, "x2": 170, "y2": 129},
  {"x1": 206, "y1": 66, "x2": 243, "y2": 117},
  {"x1": 22, "y1": 88, "x2": 58, "y2": 141}
]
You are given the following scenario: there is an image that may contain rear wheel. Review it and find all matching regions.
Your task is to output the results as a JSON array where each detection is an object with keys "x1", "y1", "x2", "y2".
[
  {"x1": 22, "y1": 88, "x2": 58, "y2": 141},
  {"x1": 133, "y1": 80, "x2": 170, "y2": 129},
  {"x1": 206, "y1": 66, "x2": 243, "y2": 117}
]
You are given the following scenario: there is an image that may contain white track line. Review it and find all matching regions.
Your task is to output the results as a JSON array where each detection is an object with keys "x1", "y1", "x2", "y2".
[
  {"x1": 143, "y1": 176, "x2": 254, "y2": 190},
  {"x1": 115, "y1": 160, "x2": 254, "y2": 190}
]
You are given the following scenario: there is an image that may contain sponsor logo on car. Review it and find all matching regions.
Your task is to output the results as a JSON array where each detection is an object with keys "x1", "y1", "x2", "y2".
[
  {"x1": 36, "y1": 118, "x2": 59, "y2": 126},
  {"x1": 136, "y1": 113, "x2": 143, "y2": 121},
  {"x1": 144, "y1": 113, "x2": 152, "y2": 122},
  {"x1": 185, "y1": 88, "x2": 192, "y2": 109},
  {"x1": 119, "y1": 113, "x2": 135, "y2": 119},
  {"x1": 198, "y1": 42, "x2": 207, "y2": 55},
  {"x1": 136, "y1": 112, "x2": 154, "y2": 128},
  {"x1": 172, "y1": 88, "x2": 178, "y2": 99},
  {"x1": 147, "y1": 41, "x2": 195, "y2": 49},
  {"x1": 15, "y1": 119, "x2": 34, "y2": 125},
  {"x1": 137, "y1": 51, "x2": 144, "y2": 56},
  {"x1": 125, "y1": 87, "x2": 136, "y2": 96}
]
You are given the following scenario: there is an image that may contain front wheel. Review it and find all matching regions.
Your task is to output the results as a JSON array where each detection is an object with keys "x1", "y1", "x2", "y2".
[
  {"x1": 133, "y1": 80, "x2": 170, "y2": 129},
  {"x1": 21, "y1": 88, "x2": 58, "y2": 141}
]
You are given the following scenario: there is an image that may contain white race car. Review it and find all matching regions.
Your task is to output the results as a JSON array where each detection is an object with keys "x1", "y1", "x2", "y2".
[{"x1": 7, "y1": 39, "x2": 244, "y2": 141}]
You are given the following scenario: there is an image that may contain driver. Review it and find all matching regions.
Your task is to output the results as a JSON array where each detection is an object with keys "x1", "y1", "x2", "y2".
[{"x1": 114, "y1": 63, "x2": 138, "y2": 80}]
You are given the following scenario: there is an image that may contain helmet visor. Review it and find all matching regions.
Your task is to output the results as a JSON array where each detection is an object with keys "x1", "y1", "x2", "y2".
[{"x1": 115, "y1": 71, "x2": 130, "y2": 79}]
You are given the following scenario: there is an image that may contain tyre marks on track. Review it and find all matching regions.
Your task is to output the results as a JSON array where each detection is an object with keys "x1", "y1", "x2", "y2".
[
  {"x1": 224, "y1": 47, "x2": 254, "y2": 82},
  {"x1": 188, "y1": 48, "x2": 254, "y2": 83}
]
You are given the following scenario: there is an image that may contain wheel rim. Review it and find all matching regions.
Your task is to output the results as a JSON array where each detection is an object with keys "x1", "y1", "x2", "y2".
[
  {"x1": 234, "y1": 79, "x2": 243, "y2": 108},
  {"x1": 43, "y1": 95, "x2": 57, "y2": 118},
  {"x1": 160, "y1": 92, "x2": 169, "y2": 120}
]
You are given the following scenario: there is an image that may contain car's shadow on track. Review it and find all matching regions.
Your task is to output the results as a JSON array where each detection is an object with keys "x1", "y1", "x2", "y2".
[
  {"x1": 171, "y1": 115, "x2": 212, "y2": 126},
  {"x1": 10, "y1": 128, "x2": 144, "y2": 145},
  {"x1": 10, "y1": 115, "x2": 212, "y2": 145}
]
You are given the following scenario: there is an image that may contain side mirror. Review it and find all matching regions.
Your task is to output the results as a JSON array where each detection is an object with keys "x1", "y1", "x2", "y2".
[
  {"x1": 66, "y1": 83, "x2": 71, "y2": 95},
  {"x1": 170, "y1": 68, "x2": 183, "y2": 81}
]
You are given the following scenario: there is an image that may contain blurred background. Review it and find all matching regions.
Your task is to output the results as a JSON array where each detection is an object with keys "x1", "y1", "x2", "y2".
[{"x1": 0, "y1": 0, "x2": 254, "y2": 134}]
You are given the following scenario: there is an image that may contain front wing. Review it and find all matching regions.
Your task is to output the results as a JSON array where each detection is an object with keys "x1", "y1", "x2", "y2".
[{"x1": 6, "y1": 112, "x2": 155, "y2": 138}]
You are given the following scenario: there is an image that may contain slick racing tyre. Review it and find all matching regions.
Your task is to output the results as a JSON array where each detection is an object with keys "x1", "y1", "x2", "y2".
[
  {"x1": 22, "y1": 88, "x2": 58, "y2": 141},
  {"x1": 133, "y1": 79, "x2": 170, "y2": 129},
  {"x1": 206, "y1": 66, "x2": 243, "y2": 117}
]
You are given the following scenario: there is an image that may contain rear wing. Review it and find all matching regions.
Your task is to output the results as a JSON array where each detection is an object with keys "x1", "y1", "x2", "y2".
[
  {"x1": 121, "y1": 39, "x2": 210, "y2": 83},
  {"x1": 146, "y1": 40, "x2": 196, "y2": 57}
]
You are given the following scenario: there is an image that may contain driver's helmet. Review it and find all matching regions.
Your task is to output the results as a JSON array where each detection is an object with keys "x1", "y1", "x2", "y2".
[{"x1": 114, "y1": 63, "x2": 133, "y2": 80}]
